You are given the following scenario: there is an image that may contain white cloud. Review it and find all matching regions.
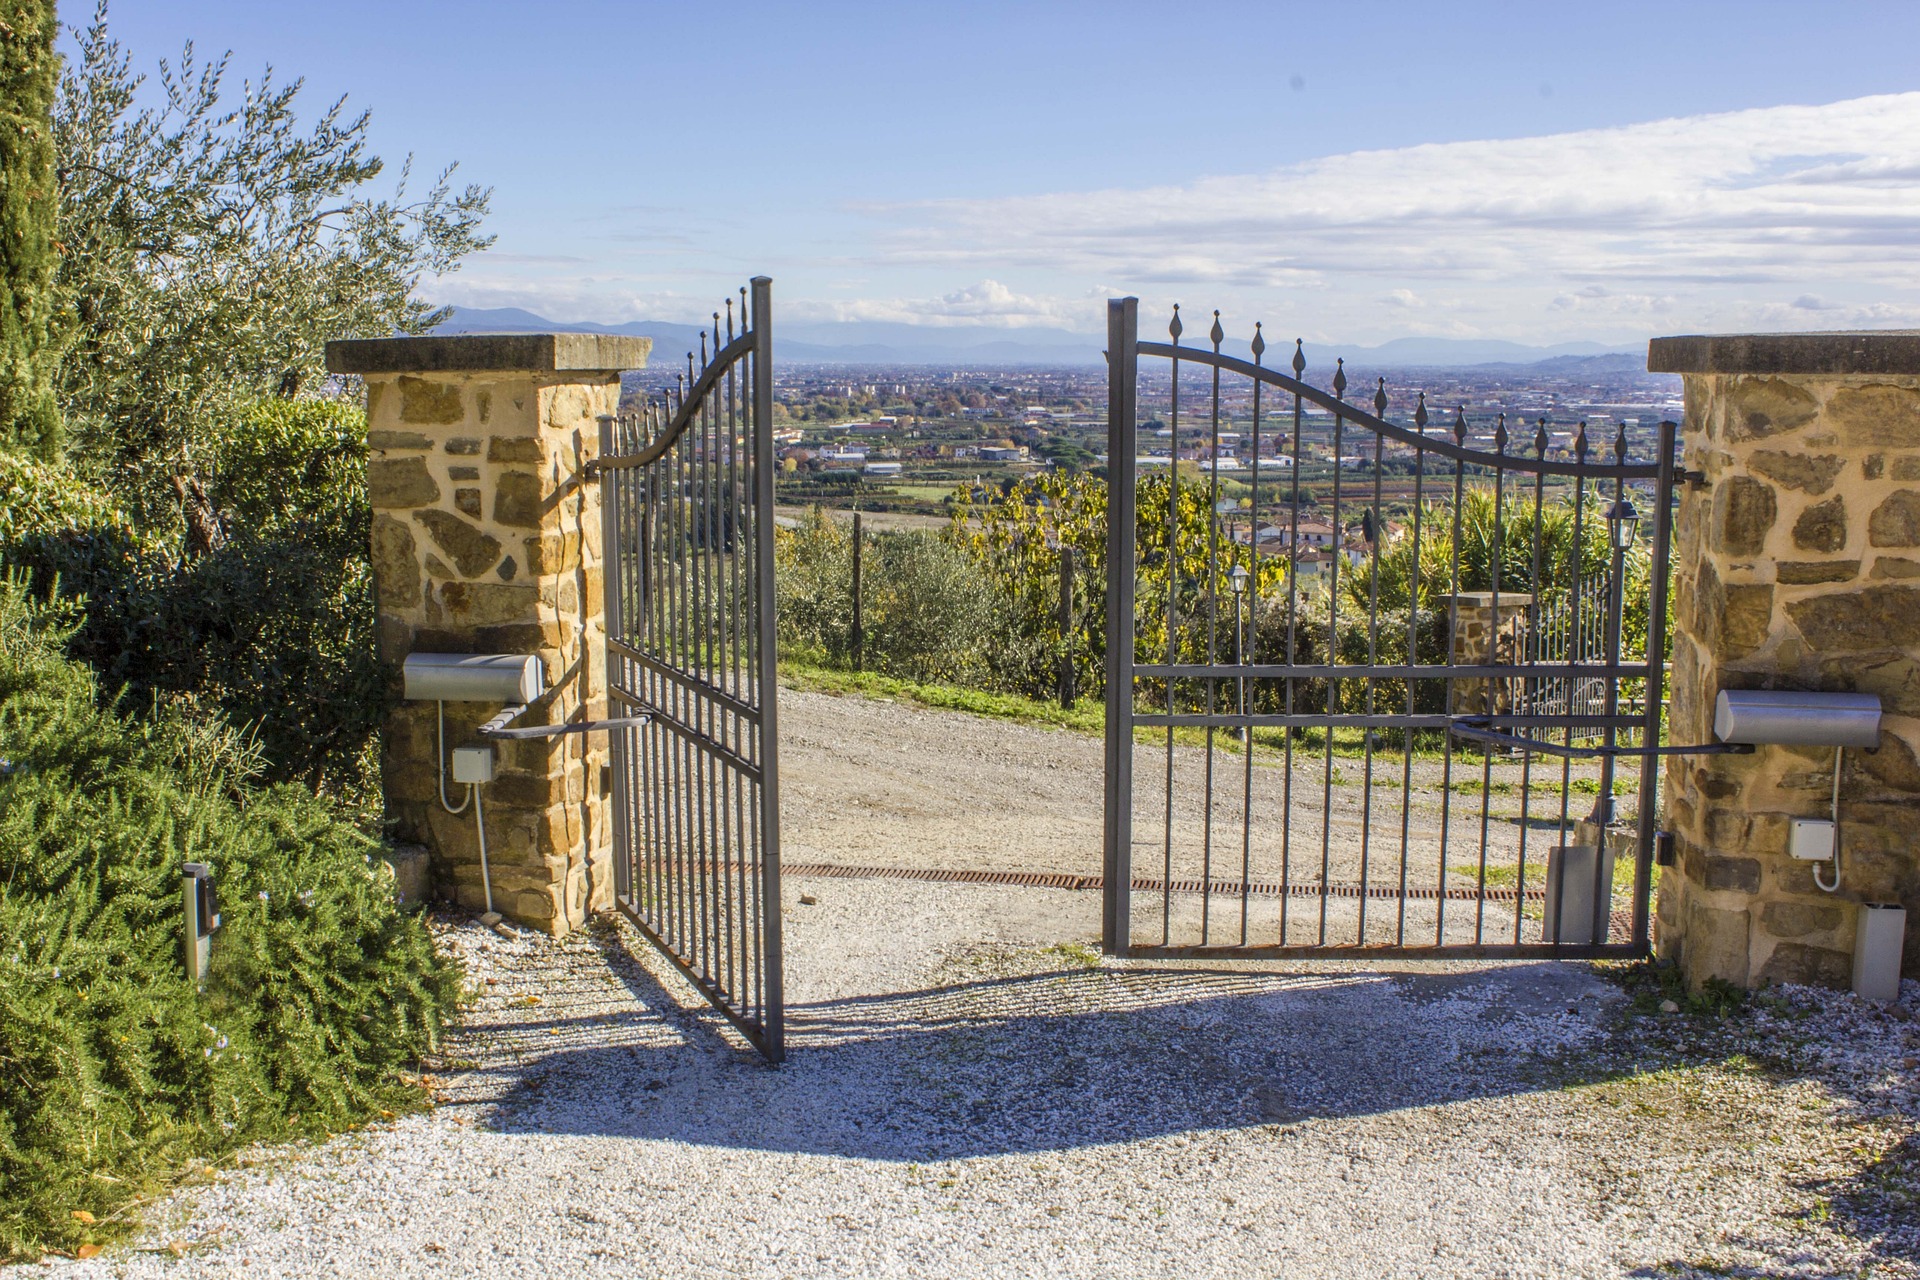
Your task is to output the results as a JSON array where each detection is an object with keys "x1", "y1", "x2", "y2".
[
  {"x1": 858, "y1": 94, "x2": 1920, "y2": 341},
  {"x1": 786, "y1": 280, "x2": 1105, "y2": 329}
]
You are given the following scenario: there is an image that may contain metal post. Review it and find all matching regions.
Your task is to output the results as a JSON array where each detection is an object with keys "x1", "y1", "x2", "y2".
[
  {"x1": 1058, "y1": 544, "x2": 1075, "y2": 709},
  {"x1": 1632, "y1": 419, "x2": 1679, "y2": 953},
  {"x1": 851, "y1": 510, "x2": 864, "y2": 673},
  {"x1": 1234, "y1": 586, "x2": 1246, "y2": 744},
  {"x1": 1589, "y1": 479, "x2": 1630, "y2": 944},
  {"x1": 1102, "y1": 297, "x2": 1139, "y2": 955},
  {"x1": 749, "y1": 276, "x2": 785, "y2": 1062}
]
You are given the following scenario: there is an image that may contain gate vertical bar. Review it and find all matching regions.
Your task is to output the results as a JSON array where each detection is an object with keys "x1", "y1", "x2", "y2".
[
  {"x1": 1103, "y1": 296, "x2": 1139, "y2": 955},
  {"x1": 750, "y1": 275, "x2": 785, "y2": 1061},
  {"x1": 1632, "y1": 418, "x2": 1678, "y2": 952},
  {"x1": 599, "y1": 412, "x2": 631, "y2": 905}
]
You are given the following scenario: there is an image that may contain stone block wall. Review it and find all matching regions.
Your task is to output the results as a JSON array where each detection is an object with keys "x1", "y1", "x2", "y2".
[
  {"x1": 1649, "y1": 333, "x2": 1920, "y2": 990},
  {"x1": 327, "y1": 335, "x2": 650, "y2": 935},
  {"x1": 1446, "y1": 592, "x2": 1533, "y2": 716}
]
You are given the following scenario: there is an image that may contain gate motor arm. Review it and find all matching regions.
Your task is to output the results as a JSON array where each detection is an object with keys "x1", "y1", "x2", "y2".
[
  {"x1": 401, "y1": 653, "x2": 651, "y2": 925},
  {"x1": 1447, "y1": 718, "x2": 1752, "y2": 758}
]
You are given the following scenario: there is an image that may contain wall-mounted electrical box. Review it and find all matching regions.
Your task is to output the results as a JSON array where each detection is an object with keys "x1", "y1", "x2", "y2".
[
  {"x1": 451, "y1": 745, "x2": 496, "y2": 785},
  {"x1": 182, "y1": 862, "x2": 219, "y2": 984},
  {"x1": 1789, "y1": 817, "x2": 1836, "y2": 862},
  {"x1": 402, "y1": 652, "x2": 544, "y2": 704},
  {"x1": 1713, "y1": 689, "x2": 1882, "y2": 748}
]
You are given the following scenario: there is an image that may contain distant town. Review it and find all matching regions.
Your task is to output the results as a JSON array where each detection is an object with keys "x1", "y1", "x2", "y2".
[{"x1": 625, "y1": 355, "x2": 1683, "y2": 550}]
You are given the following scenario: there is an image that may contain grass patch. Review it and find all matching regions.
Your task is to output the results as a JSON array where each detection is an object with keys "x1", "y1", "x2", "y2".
[
  {"x1": 1446, "y1": 858, "x2": 1660, "y2": 897},
  {"x1": 781, "y1": 661, "x2": 1105, "y2": 734},
  {"x1": 1599, "y1": 959, "x2": 1749, "y2": 1019},
  {"x1": 1044, "y1": 942, "x2": 1103, "y2": 968}
]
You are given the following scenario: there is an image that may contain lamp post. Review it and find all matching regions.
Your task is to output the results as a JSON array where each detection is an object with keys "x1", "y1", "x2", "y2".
[
  {"x1": 1605, "y1": 497, "x2": 1640, "y2": 551},
  {"x1": 1590, "y1": 495, "x2": 1639, "y2": 827},
  {"x1": 1229, "y1": 562, "x2": 1250, "y2": 743},
  {"x1": 1047, "y1": 524, "x2": 1076, "y2": 709},
  {"x1": 851, "y1": 510, "x2": 864, "y2": 673}
]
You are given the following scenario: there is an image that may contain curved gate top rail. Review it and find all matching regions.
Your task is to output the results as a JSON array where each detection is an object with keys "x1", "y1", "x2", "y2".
[
  {"x1": 599, "y1": 276, "x2": 784, "y2": 1061},
  {"x1": 1136, "y1": 327, "x2": 1662, "y2": 481},
  {"x1": 1103, "y1": 295, "x2": 1677, "y2": 962}
]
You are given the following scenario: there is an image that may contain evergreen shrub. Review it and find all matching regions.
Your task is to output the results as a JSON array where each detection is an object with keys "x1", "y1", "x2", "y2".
[
  {"x1": 774, "y1": 507, "x2": 992, "y2": 683},
  {"x1": 0, "y1": 398, "x2": 383, "y2": 805},
  {"x1": 0, "y1": 580, "x2": 460, "y2": 1260}
]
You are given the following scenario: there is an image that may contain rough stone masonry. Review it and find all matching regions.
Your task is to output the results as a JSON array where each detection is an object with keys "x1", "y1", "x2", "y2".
[
  {"x1": 325, "y1": 333, "x2": 652, "y2": 935},
  {"x1": 1649, "y1": 331, "x2": 1920, "y2": 990}
]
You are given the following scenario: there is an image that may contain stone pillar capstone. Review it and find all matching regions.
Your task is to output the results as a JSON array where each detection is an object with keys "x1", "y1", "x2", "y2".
[
  {"x1": 325, "y1": 333, "x2": 652, "y2": 935},
  {"x1": 1648, "y1": 332, "x2": 1920, "y2": 990}
]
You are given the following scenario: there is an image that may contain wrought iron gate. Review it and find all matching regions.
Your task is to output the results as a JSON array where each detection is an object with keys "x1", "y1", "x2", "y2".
[
  {"x1": 597, "y1": 277, "x2": 784, "y2": 1060},
  {"x1": 1102, "y1": 296, "x2": 1679, "y2": 959}
]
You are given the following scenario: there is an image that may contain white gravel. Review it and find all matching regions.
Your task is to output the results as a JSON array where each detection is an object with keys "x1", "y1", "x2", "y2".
[
  {"x1": 41, "y1": 880, "x2": 1920, "y2": 1280},
  {"x1": 36, "y1": 689, "x2": 1920, "y2": 1278}
]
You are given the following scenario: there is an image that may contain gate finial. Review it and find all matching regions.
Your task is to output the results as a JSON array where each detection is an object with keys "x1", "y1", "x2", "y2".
[
  {"x1": 1209, "y1": 310, "x2": 1224, "y2": 351},
  {"x1": 1534, "y1": 416, "x2": 1549, "y2": 458},
  {"x1": 1169, "y1": 304, "x2": 1183, "y2": 341},
  {"x1": 1452, "y1": 406, "x2": 1467, "y2": 443},
  {"x1": 1373, "y1": 377, "x2": 1387, "y2": 418},
  {"x1": 1414, "y1": 390, "x2": 1428, "y2": 433},
  {"x1": 1251, "y1": 323, "x2": 1266, "y2": 362},
  {"x1": 1332, "y1": 358, "x2": 1347, "y2": 399},
  {"x1": 1291, "y1": 339, "x2": 1306, "y2": 377},
  {"x1": 1495, "y1": 412, "x2": 1508, "y2": 454}
]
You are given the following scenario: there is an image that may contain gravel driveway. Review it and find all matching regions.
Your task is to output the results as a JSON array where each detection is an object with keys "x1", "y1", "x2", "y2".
[{"x1": 42, "y1": 690, "x2": 1920, "y2": 1279}]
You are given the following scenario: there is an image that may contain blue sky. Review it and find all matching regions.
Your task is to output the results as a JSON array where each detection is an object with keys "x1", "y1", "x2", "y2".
[{"x1": 89, "y1": 1, "x2": 1920, "y2": 345}]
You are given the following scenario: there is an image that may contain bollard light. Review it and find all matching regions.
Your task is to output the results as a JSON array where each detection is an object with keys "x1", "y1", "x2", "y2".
[
  {"x1": 183, "y1": 862, "x2": 219, "y2": 985},
  {"x1": 1605, "y1": 497, "x2": 1640, "y2": 550}
]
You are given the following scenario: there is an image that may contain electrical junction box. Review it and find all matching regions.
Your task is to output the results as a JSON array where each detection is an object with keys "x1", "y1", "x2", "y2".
[
  {"x1": 1789, "y1": 817, "x2": 1836, "y2": 862},
  {"x1": 451, "y1": 746, "x2": 496, "y2": 785}
]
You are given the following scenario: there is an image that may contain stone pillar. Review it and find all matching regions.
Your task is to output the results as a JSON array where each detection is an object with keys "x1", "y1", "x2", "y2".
[
  {"x1": 1649, "y1": 332, "x2": 1920, "y2": 990},
  {"x1": 325, "y1": 334, "x2": 652, "y2": 935},
  {"x1": 1445, "y1": 592, "x2": 1534, "y2": 716}
]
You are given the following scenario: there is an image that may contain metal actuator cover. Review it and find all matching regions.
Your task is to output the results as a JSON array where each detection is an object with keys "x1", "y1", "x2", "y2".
[
  {"x1": 402, "y1": 653, "x2": 545, "y2": 705},
  {"x1": 1713, "y1": 689, "x2": 1881, "y2": 749}
]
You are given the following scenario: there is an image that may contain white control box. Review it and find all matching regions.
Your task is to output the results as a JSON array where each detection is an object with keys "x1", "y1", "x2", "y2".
[
  {"x1": 1789, "y1": 817, "x2": 1835, "y2": 861},
  {"x1": 451, "y1": 745, "x2": 496, "y2": 785}
]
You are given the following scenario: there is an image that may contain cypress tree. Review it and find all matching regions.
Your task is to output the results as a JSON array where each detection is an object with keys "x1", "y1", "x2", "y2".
[{"x1": 0, "y1": 0, "x2": 60, "y2": 459}]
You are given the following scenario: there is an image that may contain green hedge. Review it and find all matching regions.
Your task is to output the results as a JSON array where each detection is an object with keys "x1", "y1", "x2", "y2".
[
  {"x1": 0, "y1": 399, "x2": 383, "y2": 806},
  {"x1": 0, "y1": 581, "x2": 460, "y2": 1260}
]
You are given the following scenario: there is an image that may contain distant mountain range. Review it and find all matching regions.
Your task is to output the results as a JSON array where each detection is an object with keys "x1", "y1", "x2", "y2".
[{"x1": 431, "y1": 305, "x2": 1648, "y2": 371}]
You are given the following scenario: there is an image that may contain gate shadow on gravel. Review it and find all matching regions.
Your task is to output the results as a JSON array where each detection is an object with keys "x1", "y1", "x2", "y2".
[{"x1": 475, "y1": 933, "x2": 1640, "y2": 1161}]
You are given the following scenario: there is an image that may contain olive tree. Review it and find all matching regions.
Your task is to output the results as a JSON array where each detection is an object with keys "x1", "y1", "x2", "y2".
[{"x1": 53, "y1": 3, "x2": 493, "y2": 518}]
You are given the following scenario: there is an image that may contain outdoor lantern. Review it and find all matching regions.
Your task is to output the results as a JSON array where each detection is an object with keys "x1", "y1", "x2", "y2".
[
  {"x1": 1605, "y1": 497, "x2": 1640, "y2": 550},
  {"x1": 1228, "y1": 563, "x2": 1251, "y2": 595}
]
